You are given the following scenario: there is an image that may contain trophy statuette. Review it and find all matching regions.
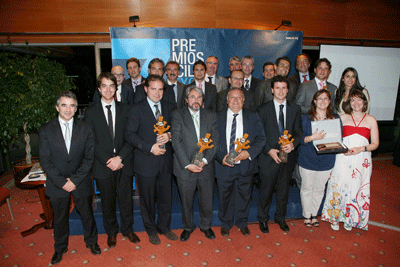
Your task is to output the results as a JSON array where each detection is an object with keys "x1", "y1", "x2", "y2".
[
  {"x1": 192, "y1": 133, "x2": 214, "y2": 166},
  {"x1": 226, "y1": 133, "x2": 251, "y2": 166},
  {"x1": 278, "y1": 130, "x2": 294, "y2": 163},
  {"x1": 153, "y1": 116, "x2": 170, "y2": 149}
]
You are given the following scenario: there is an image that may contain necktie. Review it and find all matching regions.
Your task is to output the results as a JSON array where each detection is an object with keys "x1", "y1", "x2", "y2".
[
  {"x1": 64, "y1": 122, "x2": 71, "y2": 153},
  {"x1": 154, "y1": 104, "x2": 161, "y2": 120},
  {"x1": 229, "y1": 114, "x2": 238, "y2": 152},
  {"x1": 208, "y1": 76, "x2": 213, "y2": 84},
  {"x1": 279, "y1": 104, "x2": 284, "y2": 136},
  {"x1": 106, "y1": 105, "x2": 114, "y2": 139},
  {"x1": 199, "y1": 83, "x2": 203, "y2": 90},
  {"x1": 171, "y1": 84, "x2": 177, "y2": 102},
  {"x1": 192, "y1": 113, "x2": 200, "y2": 140},
  {"x1": 133, "y1": 80, "x2": 139, "y2": 92},
  {"x1": 319, "y1": 82, "x2": 324, "y2": 90},
  {"x1": 302, "y1": 75, "x2": 308, "y2": 83},
  {"x1": 114, "y1": 88, "x2": 118, "y2": 101},
  {"x1": 245, "y1": 79, "x2": 250, "y2": 90}
]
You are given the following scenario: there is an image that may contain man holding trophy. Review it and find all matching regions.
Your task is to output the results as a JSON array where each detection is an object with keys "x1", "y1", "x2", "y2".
[
  {"x1": 125, "y1": 75, "x2": 178, "y2": 245},
  {"x1": 171, "y1": 85, "x2": 219, "y2": 242},
  {"x1": 215, "y1": 89, "x2": 266, "y2": 237},
  {"x1": 257, "y1": 75, "x2": 303, "y2": 233}
]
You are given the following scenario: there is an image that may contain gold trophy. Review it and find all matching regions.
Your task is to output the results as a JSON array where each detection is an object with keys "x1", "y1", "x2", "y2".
[
  {"x1": 278, "y1": 130, "x2": 294, "y2": 163},
  {"x1": 192, "y1": 133, "x2": 214, "y2": 166},
  {"x1": 226, "y1": 133, "x2": 250, "y2": 166},
  {"x1": 153, "y1": 116, "x2": 170, "y2": 149}
]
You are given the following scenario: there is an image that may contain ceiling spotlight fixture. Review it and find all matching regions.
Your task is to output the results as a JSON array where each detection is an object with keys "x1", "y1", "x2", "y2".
[
  {"x1": 274, "y1": 20, "x2": 292, "y2": 30},
  {"x1": 129, "y1": 16, "x2": 140, "y2": 27}
]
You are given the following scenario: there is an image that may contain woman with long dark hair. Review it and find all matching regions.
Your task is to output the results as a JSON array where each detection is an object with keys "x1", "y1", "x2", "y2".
[{"x1": 334, "y1": 67, "x2": 370, "y2": 115}]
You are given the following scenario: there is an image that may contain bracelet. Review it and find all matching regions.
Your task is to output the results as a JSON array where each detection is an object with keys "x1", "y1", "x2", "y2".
[{"x1": 365, "y1": 146, "x2": 368, "y2": 152}]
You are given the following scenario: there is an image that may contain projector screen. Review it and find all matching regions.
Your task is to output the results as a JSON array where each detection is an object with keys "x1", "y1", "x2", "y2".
[{"x1": 320, "y1": 44, "x2": 400, "y2": 121}]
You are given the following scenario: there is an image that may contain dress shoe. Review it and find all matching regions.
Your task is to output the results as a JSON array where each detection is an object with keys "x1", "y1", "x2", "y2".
[
  {"x1": 220, "y1": 227, "x2": 230, "y2": 237},
  {"x1": 180, "y1": 229, "x2": 194, "y2": 242},
  {"x1": 123, "y1": 232, "x2": 140, "y2": 243},
  {"x1": 149, "y1": 234, "x2": 161, "y2": 245},
  {"x1": 85, "y1": 243, "x2": 101, "y2": 255},
  {"x1": 200, "y1": 228, "x2": 216, "y2": 240},
  {"x1": 107, "y1": 235, "x2": 117, "y2": 248},
  {"x1": 274, "y1": 219, "x2": 290, "y2": 231},
  {"x1": 240, "y1": 226, "x2": 250, "y2": 236},
  {"x1": 259, "y1": 222, "x2": 269, "y2": 234},
  {"x1": 163, "y1": 230, "x2": 179, "y2": 241},
  {"x1": 51, "y1": 248, "x2": 68, "y2": 265}
]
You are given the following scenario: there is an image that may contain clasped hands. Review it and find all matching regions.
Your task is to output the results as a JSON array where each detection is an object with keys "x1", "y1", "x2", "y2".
[
  {"x1": 152, "y1": 133, "x2": 170, "y2": 156},
  {"x1": 222, "y1": 150, "x2": 250, "y2": 167}
]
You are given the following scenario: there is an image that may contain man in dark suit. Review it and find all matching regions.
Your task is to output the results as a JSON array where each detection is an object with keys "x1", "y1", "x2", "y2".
[
  {"x1": 215, "y1": 88, "x2": 266, "y2": 237},
  {"x1": 171, "y1": 85, "x2": 219, "y2": 241},
  {"x1": 39, "y1": 91, "x2": 100, "y2": 265},
  {"x1": 288, "y1": 53, "x2": 315, "y2": 88},
  {"x1": 205, "y1": 56, "x2": 229, "y2": 93},
  {"x1": 84, "y1": 73, "x2": 139, "y2": 249},
  {"x1": 181, "y1": 60, "x2": 218, "y2": 111},
  {"x1": 166, "y1": 60, "x2": 185, "y2": 109},
  {"x1": 254, "y1": 57, "x2": 297, "y2": 107},
  {"x1": 125, "y1": 75, "x2": 178, "y2": 245},
  {"x1": 134, "y1": 58, "x2": 177, "y2": 108},
  {"x1": 241, "y1": 55, "x2": 262, "y2": 93},
  {"x1": 120, "y1": 57, "x2": 144, "y2": 99},
  {"x1": 92, "y1": 65, "x2": 135, "y2": 106},
  {"x1": 262, "y1": 62, "x2": 275, "y2": 80},
  {"x1": 217, "y1": 70, "x2": 255, "y2": 112},
  {"x1": 257, "y1": 75, "x2": 303, "y2": 234},
  {"x1": 295, "y1": 58, "x2": 337, "y2": 115}
]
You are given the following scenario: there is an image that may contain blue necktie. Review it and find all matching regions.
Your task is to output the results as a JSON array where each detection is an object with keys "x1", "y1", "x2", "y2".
[
  {"x1": 229, "y1": 114, "x2": 238, "y2": 152},
  {"x1": 279, "y1": 104, "x2": 284, "y2": 136}
]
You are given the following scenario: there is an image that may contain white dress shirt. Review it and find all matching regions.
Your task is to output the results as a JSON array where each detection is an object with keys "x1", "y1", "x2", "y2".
[
  {"x1": 101, "y1": 99, "x2": 116, "y2": 138},
  {"x1": 273, "y1": 99, "x2": 287, "y2": 129}
]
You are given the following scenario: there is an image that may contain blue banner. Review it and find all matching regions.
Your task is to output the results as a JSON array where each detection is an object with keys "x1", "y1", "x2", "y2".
[{"x1": 111, "y1": 27, "x2": 303, "y2": 84}]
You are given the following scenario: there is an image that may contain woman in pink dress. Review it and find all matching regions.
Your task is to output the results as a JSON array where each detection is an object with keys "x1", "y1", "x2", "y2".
[{"x1": 322, "y1": 89, "x2": 379, "y2": 231}]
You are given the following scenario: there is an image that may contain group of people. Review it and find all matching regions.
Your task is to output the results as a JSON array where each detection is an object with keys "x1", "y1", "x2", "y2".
[{"x1": 38, "y1": 53, "x2": 379, "y2": 266}]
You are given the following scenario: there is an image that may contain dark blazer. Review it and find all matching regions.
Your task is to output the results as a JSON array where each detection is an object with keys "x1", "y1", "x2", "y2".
[
  {"x1": 217, "y1": 87, "x2": 255, "y2": 112},
  {"x1": 125, "y1": 99, "x2": 174, "y2": 177},
  {"x1": 39, "y1": 118, "x2": 95, "y2": 198},
  {"x1": 257, "y1": 100, "x2": 303, "y2": 169},
  {"x1": 92, "y1": 85, "x2": 134, "y2": 106},
  {"x1": 295, "y1": 79, "x2": 337, "y2": 114},
  {"x1": 289, "y1": 72, "x2": 315, "y2": 89},
  {"x1": 254, "y1": 78, "x2": 298, "y2": 108},
  {"x1": 215, "y1": 108, "x2": 266, "y2": 178},
  {"x1": 181, "y1": 81, "x2": 218, "y2": 111},
  {"x1": 245, "y1": 76, "x2": 262, "y2": 93},
  {"x1": 83, "y1": 101, "x2": 134, "y2": 179},
  {"x1": 171, "y1": 107, "x2": 219, "y2": 179},
  {"x1": 134, "y1": 83, "x2": 177, "y2": 109},
  {"x1": 169, "y1": 81, "x2": 185, "y2": 109}
]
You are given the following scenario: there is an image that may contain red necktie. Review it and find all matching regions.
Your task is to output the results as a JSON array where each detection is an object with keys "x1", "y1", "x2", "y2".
[{"x1": 302, "y1": 75, "x2": 308, "y2": 82}]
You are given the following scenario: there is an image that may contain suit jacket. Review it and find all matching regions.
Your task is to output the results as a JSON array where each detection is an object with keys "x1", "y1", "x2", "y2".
[
  {"x1": 134, "y1": 83, "x2": 177, "y2": 109},
  {"x1": 254, "y1": 78, "x2": 298, "y2": 108},
  {"x1": 213, "y1": 75, "x2": 229, "y2": 93},
  {"x1": 171, "y1": 107, "x2": 219, "y2": 179},
  {"x1": 244, "y1": 76, "x2": 262, "y2": 93},
  {"x1": 125, "y1": 99, "x2": 174, "y2": 177},
  {"x1": 257, "y1": 100, "x2": 303, "y2": 169},
  {"x1": 295, "y1": 79, "x2": 337, "y2": 115},
  {"x1": 91, "y1": 84, "x2": 134, "y2": 106},
  {"x1": 215, "y1": 108, "x2": 266, "y2": 178},
  {"x1": 289, "y1": 72, "x2": 315, "y2": 89},
  {"x1": 38, "y1": 118, "x2": 95, "y2": 198},
  {"x1": 217, "y1": 87, "x2": 255, "y2": 112},
  {"x1": 169, "y1": 81, "x2": 185, "y2": 109},
  {"x1": 181, "y1": 81, "x2": 218, "y2": 111},
  {"x1": 83, "y1": 101, "x2": 134, "y2": 179}
]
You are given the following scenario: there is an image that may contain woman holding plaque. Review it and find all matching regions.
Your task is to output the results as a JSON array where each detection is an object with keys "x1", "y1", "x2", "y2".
[
  {"x1": 334, "y1": 67, "x2": 370, "y2": 115},
  {"x1": 322, "y1": 89, "x2": 379, "y2": 231},
  {"x1": 298, "y1": 89, "x2": 337, "y2": 228}
]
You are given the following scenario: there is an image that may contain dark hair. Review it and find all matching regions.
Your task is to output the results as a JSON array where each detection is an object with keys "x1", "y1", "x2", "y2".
[
  {"x1": 263, "y1": 62, "x2": 274, "y2": 70},
  {"x1": 96, "y1": 72, "x2": 117, "y2": 89},
  {"x1": 275, "y1": 56, "x2": 292, "y2": 69},
  {"x1": 334, "y1": 67, "x2": 365, "y2": 110},
  {"x1": 308, "y1": 89, "x2": 334, "y2": 120},
  {"x1": 126, "y1": 57, "x2": 140, "y2": 69},
  {"x1": 144, "y1": 74, "x2": 165, "y2": 88},
  {"x1": 271, "y1": 75, "x2": 290, "y2": 90},
  {"x1": 314, "y1": 58, "x2": 332, "y2": 70},
  {"x1": 56, "y1": 91, "x2": 78, "y2": 106},
  {"x1": 295, "y1": 53, "x2": 311, "y2": 68},
  {"x1": 192, "y1": 60, "x2": 207, "y2": 72},
  {"x1": 166, "y1": 61, "x2": 181, "y2": 70},
  {"x1": 148, "y1": 58, "x2": 165, "y2": 71},
  {"x1": 344, "y1": 88, "x2": 369, "y2": 114}
]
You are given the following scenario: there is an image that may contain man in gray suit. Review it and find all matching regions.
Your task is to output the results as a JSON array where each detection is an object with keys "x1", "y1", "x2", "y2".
[
  {"x1": 171, "y1": 85, "x2": 219, "y2": 242},
  {"x1": 205, "y1": 56, "x2": 229, "y2": 93},
  {"x1": 166, "y1": 60, "x2": 185, "y2": 109},
  {"x1": 295, "y1": 58, "x2": 337, "y2": 115}
]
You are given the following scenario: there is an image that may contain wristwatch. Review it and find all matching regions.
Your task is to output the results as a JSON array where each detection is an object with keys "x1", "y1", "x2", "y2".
[{"x1": 365, "y1": 146, "x2": 368, "y2": 151}]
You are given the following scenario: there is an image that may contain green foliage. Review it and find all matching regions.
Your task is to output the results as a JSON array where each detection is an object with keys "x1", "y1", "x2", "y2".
[{"x1": 0, "y1": 51, "x2": 76, "y2": 153}]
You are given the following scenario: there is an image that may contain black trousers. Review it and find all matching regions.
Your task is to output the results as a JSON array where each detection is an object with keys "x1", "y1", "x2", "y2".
[
  {"x1": 95, "y1": 171, "x2": 134, "y2": 236},
  {"x1": 136, "y1": 164, "x2": 172, "y2": 235},
  {"x1": 50, "y1": 195, "x2": 98, "y2": 253}
]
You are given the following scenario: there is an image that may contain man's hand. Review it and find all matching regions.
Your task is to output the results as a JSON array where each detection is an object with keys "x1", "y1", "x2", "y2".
[
  {"x1": 282, "y1": 143, "x2": 294, "y2": 153},
  {"x1": 157, "y1": 133, "x2": 170, "y2": 144},
  {"x1": 235, "y1": 150, "x2": 250, "y2": 162},
  {"x1": 106, "y1": 156, "x2": 123, "y2": 171},
  {"x1": 151, "y1": 143, "x2": 166, "y2": 156},
  {"x1": 268, "y1": 149, "x2": 282, "y2": 164},
  {"x1": 222, "y1": 154, "x2": 234, "y2": 167},
  {"x1": 62, "y1": 178, "x2": 76, "y2": 192},
  {"x1": 187, "y1": 164, "x2": 203, "y2": 173}
]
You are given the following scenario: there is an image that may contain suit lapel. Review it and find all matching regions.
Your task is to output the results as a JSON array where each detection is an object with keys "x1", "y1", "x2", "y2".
[
  {"x1": 53, "y1": 119, "x2": 69, "y2": 155},
  {"x1": 243, "y1": 109, "x2": 251, "y2": 139},
  {"x1": 220, "y1": 110, "x2": 228, "y2": 154},
  {"x1": 270, "y1": 102, "x2": 281, "y2": 137},
  {"x1": 69, "y1": 119, "x2": 80, "y2": 157},
  {"x1": 183, "y1": 108, "x2": 198, "y2": 143}
]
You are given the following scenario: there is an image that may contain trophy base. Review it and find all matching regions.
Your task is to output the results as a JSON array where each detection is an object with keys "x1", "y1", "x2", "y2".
[
  {"x1": 159, "y1": 144, "x2": 166, "y2": 150},
  {"x1": 191, "y1": 152, "x2": 204, "y2": 166},
  {"x1": 279, "y1": 149, "x2": 288, "y2": 163},
  {"x1": 226, "y1": 150, "x2": 239, "y2": 166}
]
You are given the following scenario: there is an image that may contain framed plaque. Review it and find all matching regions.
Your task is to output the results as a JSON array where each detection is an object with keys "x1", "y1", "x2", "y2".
[{"x1": 311, "y1": 118, "x2": 348, "y2": 154}]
